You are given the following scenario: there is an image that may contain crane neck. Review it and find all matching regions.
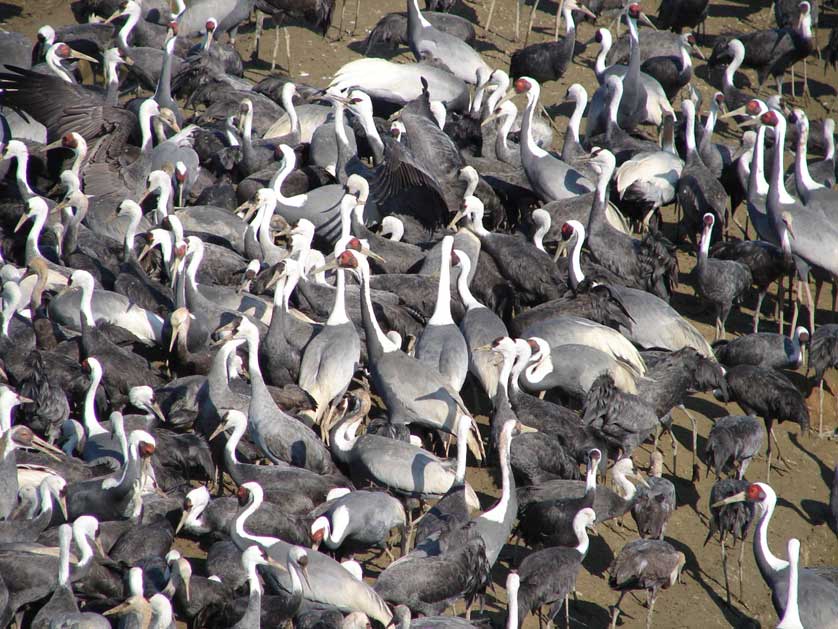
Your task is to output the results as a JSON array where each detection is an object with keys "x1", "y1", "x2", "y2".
[
  {"x1": 607, "y1": 80, "x2": 623, "y2": 128},
  {"x1": 11, "y1": 146, "x2": 34, "y2": 199},
  {"x1": 563, "y1": 6, "x2": 575, "y2": 36},
  {"x1": 569, "y1": 228, "x2": 586, "y2": 289},
  {"x1": 154, "y1": 37, "x2": 177, "y2": 115},
  {"x1": 506, "y1": 582, "x2": 519, "y2": 629},
  {"x1": 77, "y1": 277, "x2": 96, "y2": 330},
  {"x1": 104, "y1": 57, "x2": 121, "y2": 106},
  {"x1": 428, "y1": 239, "x2": 454, "y2": 326},
  {"x1": 139, "y1": 103, "x2": 156, "y2": 152},
  {"x1": 509, "y1": 346, "x2": 530, "y2": 396},
  {"x1": 246, "y1": 559, "x2": 263, "y2": 599},
  {"x1": 594, "y1": 35, "x2": 611, "y2": 83},
  {"x1": 766, "y1": 117, "x2": 790, "y2": 227},
  {"x1": 777, "y1": 544, "x2": 802, "y2": 629},
  {"x1": 271, "y1": 152, "x2": 298, "y2": 204},
  {"x1": 24, "y1": 206, "x2": 46, "y2": 265},
  {"x1": 359, "y1": 261, "x2": 388, "y2": 361},
  {"x1": 532, "y1": 220, "x2": 548, "y2": 252},
  {"x1": 455, "y1": 256, "x2": 481, "y2": 310},
  {"x1": 612, "y1": 465, "x2": 637, "y2": 502},
  {"x1": 334, "y1": 102, "x2": 352, "y2": 183},
  {"x1": 568, "y1": 91, "x2": 586, "y2": 144},
  {"x1": 724, "y1": 44, "x2": 745, "y2": 90},
  {"x1": 243, "y1": 326, "x2": 266, "y2": 391},
  {"x1": 753, "y1": 493, "x2": 790, "y2": 580},
  {"x1": 73, "y1": 523, "x2": 96, "y2": 570},
  {"x1": 480, "y1": 423, "x2": 514, "y2": 523},
  {"x1": 281, "y1": 88, "x2": 300, "y2": 143},
  {"x1": 242, "y1": 107, "x2": 254, "y2": 147},
  {"x1": 224, "y1": 417, "x2": 247, "y2": 466},
  {"x1": 331, "y1": 413, "x2": 363, "y2": 463},
  {"x1": 572, "y1": 515, "x2": 591, "y2": 556},
  {"x1": 326, "y1": 269, "x2": 350, "y2": 325},
  {"x1": 698, "y1": 223, "x2": 712, "y2": 261},
  {"x1": 117, "y1": 6, "x2": 141, "y2": 49},
  {"x1": 703, "y1": 102, "x2": 719, "y2": 141},
  {"x1": 684, "y1": 103, "x2": 698, "y2": 158},
  {"x1": 57, "y1": 525, "x2": 72, "y2": 586},
  {"x1": 234, "y1": 494, "x2": 278, "y2": 550},
  {"x1": 748, "y1": 125, "x2": 769, "y2": 199},
  {"x1": 522, "y1": 87, "x2": 549, "y2": 159},
  {"x1": 626, "y1": 15, "x2": 641, "y2": 82},
  {"x1": 825, "y1": 123, "x2": 835, "y2": 161},
  {"x1": 454, "y1": 416, "x2": 469, "y2": 484},
  {"x1": 122, "y1": 206, "x2": 142, "y2": 260},
  {"x1": 496, "y1": 347, "x2": 515, "y2": 400},
  {"x1": 794, "y1": 121, "x2": 823, "y2": 197}
]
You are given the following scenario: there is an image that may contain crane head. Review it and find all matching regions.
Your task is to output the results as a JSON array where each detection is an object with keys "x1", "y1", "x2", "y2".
[
  {"x1": 138, "y1": 440, "x2": 156, "y2": 458},
  {"x1": 760, "y1": 110, "x2": 779, "y2": 127},
  {"x1": 714, "y1": 92, "x2": 724, "y2": 106},
  {"x1": 513, "y1": 77, "x2": 532, "y2": 94},
  {"x1": 560, "y1": 222, "x2": 575, "y2": 241},
  {"x1": 627, "y1": 3, "x2": 641, "y2": 19},
  {"x1": 450, "y1": 249, "x2": 460, "y2": 267},
  {"x1": 205, "y1": 18, "x2": 217, "y2": 32},
  {"x1": 237, "y1": 484, "x2": 251, "y2": 506},
  {"x1": 702, "y1": 213, "x2": 715, "y2": 228}
]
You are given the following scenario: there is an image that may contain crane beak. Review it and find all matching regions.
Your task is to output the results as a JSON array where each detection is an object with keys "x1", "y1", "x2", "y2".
[
  {"x1": 300, "y1": 565, "x2": 312, "y2": 590},
  {"x1": 481, "y1": 111, "x2": 503, "y2": 127},
  {"x1": 362, "y1": 248, "x2": 386, "y2": 263},
  {"x1": 553, "y1": 240, "x2": 568, "y2": 262},
  {"x1": 235, "y1": 199, "x2": 254, "y2": 219},
  {"x1": 308, "y1": 259, "x2": 338, "y2": 278},
  {"x1": 720, "y1": 105, "x2": 747, "y2": 119},
  {"x1": 69, "y1": 49, "x2": 99, "y2": 64},
  {"x1": 473, "y1": 343, "x2": 493, "y2": 352},
  {"x1": 169, "y1": 320, "x2": 182, "y2": 353},
  {"x1": 175, "y1": 509, "x2": 190, "y2": 534},
  {"x1": 104, "y1": 8, "x2": 123, "y2": 23},
  {"x1": 122, "y1": 54, "x2": 135, "y2": 66},
  {"x1": 43, "y1": 138, "x2": 65, "y2": 151},
  {"x1": 103, "y1": 600, "x2": 133, "y2": 616},
  {"x1": 95, "y1": 536, "x2": 107, "y2": 557},
  {"x1": 516, "y1": 421, "x2": 539, "y2": 433},
  {"x1": 208, "y1": 422, "x2": 229, "y2": 441},
  {"x1": 266, "y1": 557, "x2": 289, "y2": 572},
  {"x1": 448, "y1": 210, "x2": 465, "y2": 230},
  {"x1": 566, "y1": 0, "x2": 596, "y2": 20},
  {"x1": 151, "y1": 402, "x2": 166, "y2": 424},
  {"x1": 58, "y1": 494, "x2": 68, "y2": 521},
  {"x1": 32, "y1": 434, "x2": 64, "y2": 459},
  {"x1": 638, "y1": 11, "x2": 656, "y2": 29},
  {"x1": 690, "y1": 44, "x2": 705, "y2": 60},
  {"x1": 138, "y1": 242, "x2": 153, "y2": 262},
  {"x1": 14, "y1": 213, "x2": 31, "y2": 233},
  {"x1": 711, "y1": 491, "x2": 746, "y2": 508}
]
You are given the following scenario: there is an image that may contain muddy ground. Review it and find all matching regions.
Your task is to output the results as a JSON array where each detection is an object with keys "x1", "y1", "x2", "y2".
[{"x1": 2, "y1": 0, "x2": 838, "y2": 626}]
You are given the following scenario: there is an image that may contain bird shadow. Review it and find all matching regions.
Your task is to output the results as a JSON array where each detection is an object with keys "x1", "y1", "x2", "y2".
[
  {"x1": 581, "y1": 533, "x2": 614, "y2": 577},
  {"x1": 0, "y1": 2, "x2": 21, "y2": 20},
  {"x1": 775, "y1": 494, "x2": 810, "y2": 523},
  {"x1": 800, "y1": 498, "x2": 829, "y2": 525},
  {"x1": 788, "y1": 432, "x2": 832, "y2": 486},
  {"x1": 664, "y1": 537, "x2": 762, "y2": 628}
]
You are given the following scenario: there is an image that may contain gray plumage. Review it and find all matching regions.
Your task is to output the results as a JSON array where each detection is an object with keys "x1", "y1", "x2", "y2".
[
  {"x1": 705, "y1": 415, "x2": 765, "y2": 479},
  {"x1": 583, "y1": 374, "x2": 659, "y2": 458},
  {"x1": 714, "y1": 328, "x2": 807, "y2": 370},
  {"x1": 631, "y1": 456, "x2": 676, "y2": 540}
]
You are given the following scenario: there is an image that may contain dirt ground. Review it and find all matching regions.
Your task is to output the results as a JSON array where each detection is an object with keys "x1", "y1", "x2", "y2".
[{"x1": 2, "y1": 0, "x2": 838, "y2": 627}]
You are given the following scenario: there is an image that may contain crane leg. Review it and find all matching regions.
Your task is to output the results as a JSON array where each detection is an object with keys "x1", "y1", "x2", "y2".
[
  {"x1": 609, "y1": 592, "x2": 626, "y2": 629},
  {"x1": 271, "y1": 17, "x2": 283, "y2": 71},
  {"x1": 804, "y1": 280, "x2": 816, "y2": 334},
  {"x1": 352, "y1": 0, "x2": 361, "y2": 36},
  {"x1": 720, "y1": 535, "x2": 731, "y2": 605},
  {"x1": 565, "y1": 593, "x2": 570, "y2": 628},
  {"x1": 555, "y1": 0, "x2": 565, "y2": 41},
  {"x1": 819, "y1": 379, "x2": 824, "y2": 436},
  {"x1": 337, "y1": 0, "x2": 347, "y2": 38},
  {"x1": 285, "y1": 27, "x2": 292, "y2": 72},
  {"x1": 752, "y1": 290, "x2": 765, "y2": 333},
  {"x1": 770, "y1": 427, "x2": 790, "y2": 468},
  {"x1": 485, "y1": 0, "x2": 497, "y2": 35},
  {"x1": 525, "y1": 0, "x2": 541, "y2": 47},
  {"x1": 516, "y1": 0, "x2": 521, "y2": 41},
  {"x1": 737, "y1": 538, "x2": 746, "y2": 604},
  {"x1": 253, "y1": 10, "x2": 265, "y2": 61},
  {"x1": 645, "y1": 591, "x2": 657, "y2": 629}
]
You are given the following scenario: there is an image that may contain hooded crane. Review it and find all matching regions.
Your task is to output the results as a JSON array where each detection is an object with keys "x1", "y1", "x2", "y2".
[
  {"x1": 694, "y1": 213, "x2": 752, "y2": 340},
  {"x1": 510, "y1": 77, "x2": 594, "y2": 202},
  {"x1": 510, "y1": 507, "x2": 597, "y2": 628}
]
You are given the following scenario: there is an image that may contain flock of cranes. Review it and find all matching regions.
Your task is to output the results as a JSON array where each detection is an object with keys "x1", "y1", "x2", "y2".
[{"x1": 0, "y1": 0, "x2": 837, "y2": 626}]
